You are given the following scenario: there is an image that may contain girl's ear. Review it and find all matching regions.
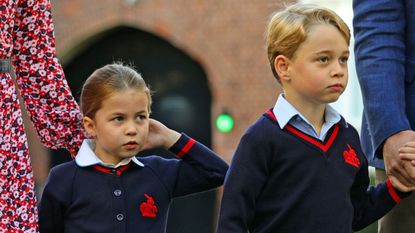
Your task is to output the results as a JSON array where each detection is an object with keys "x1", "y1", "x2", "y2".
[
  {"x1": 83, "y1": 116, "x2": 96, "y2": 138},
  {"x1": 274, "y1": 55, "x2": 291, "y2": 81}
]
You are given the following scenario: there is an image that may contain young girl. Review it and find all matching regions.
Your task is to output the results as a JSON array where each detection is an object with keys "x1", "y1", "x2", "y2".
[{"x1": 38, "y1": 63, "x2": 228, "y2": 233}]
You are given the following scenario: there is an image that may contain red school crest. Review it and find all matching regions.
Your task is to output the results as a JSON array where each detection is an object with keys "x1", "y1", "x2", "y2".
[
  {"x1": 140, "y1": 194, "x2": 158, "y2": 218},
  {"x1": 343, "y1": 144, "x2": 360, "y2": 168}
]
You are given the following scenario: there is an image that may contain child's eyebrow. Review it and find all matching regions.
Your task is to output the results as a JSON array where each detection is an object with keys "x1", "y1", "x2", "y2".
[
  {"x1": 109, "y1": 112, "x2": 126, "y2": 116},
  {"x1": 136, "y1": 110, "x2": 148, "y2": 115},
  {"x1": 313, "y1": 49, "x2": 350, "y2": 55},
  {"x1": 109, "y1": 109, "x2": 148, "y2": 115}
]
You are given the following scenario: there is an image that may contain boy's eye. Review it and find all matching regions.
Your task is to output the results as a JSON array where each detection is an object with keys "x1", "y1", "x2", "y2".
[{"x1": 340, "y1": 56, "x2": 349, "y2": 64}]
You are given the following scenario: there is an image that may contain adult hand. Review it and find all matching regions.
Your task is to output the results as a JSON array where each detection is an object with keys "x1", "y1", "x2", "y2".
[
  {"x1": 399, "y1": 141, "x2": 415, "y2": 166},
  {"x1": 383, "y1": 130, "x2": 415, "y2": 192}
]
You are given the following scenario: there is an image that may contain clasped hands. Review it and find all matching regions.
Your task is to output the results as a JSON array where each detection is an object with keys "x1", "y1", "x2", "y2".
[{"x1": 385, "y1": 130, "x2": 415, "y2": 192}]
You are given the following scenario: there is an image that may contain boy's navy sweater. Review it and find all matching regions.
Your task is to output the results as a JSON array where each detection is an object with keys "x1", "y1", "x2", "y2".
[
  {"x1": 217, "y1": 110, "x2": 408, "y2": 233},
  {"x1": 39, "y1": 134, "x2": 228, "y2": 233}
]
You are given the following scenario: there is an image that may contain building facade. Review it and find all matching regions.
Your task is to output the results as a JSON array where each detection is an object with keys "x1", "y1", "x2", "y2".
[{"x1": 27, "y1": 1, "x2": 293, "y2": 232}]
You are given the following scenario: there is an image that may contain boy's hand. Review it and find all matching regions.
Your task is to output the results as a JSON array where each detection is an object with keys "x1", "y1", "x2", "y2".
[
  {"x1": 389, "y1": 176, "x2": 415, "y2": 192},
  {"x1": 399, "y1": 141, "x2": 415, "y2": 166},
  {"x1": 142, "y1": 119, "x2": 181, "y2": 150},
  {"x1": 384, "y1": 131, "x2": 415, "y2": 192},
  {"x1": 389, "y1": 138, "x2": 415, "y2": 192}
]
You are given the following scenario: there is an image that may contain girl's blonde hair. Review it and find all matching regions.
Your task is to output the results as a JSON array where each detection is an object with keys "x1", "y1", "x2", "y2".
[
  {"x1": 80, "y1": 62, "x2": 152, "y2": 118},
  {"x1": 266, "y1": 3, "x2": 350, "y2": 81}
]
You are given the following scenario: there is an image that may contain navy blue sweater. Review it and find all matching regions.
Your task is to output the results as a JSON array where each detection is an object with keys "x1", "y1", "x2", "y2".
[
  {"x1": 216, "y1": 110, "x2": 408, "y2": 233},
  {"x1": 39, "y1": 134, "x2": 228, "y2": 233}
]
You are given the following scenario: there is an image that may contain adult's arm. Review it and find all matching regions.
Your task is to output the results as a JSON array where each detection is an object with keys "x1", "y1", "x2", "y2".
[
  {"x1": 353, "y1": 0, "x2": 415, "y2": 187},
  {"x1": 11, "y1": 0, "x2": 85, "y2": 156}
]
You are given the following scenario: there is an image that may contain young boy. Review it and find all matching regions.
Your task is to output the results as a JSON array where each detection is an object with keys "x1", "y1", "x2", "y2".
[{"x1": 216, "y1": 3, "x2": 411, "y2": 233}]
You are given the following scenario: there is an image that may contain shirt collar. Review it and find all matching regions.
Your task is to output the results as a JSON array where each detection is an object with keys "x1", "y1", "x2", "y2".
[
  {"x1": 324, "y1": 103, "x2": 341, "y2": 125},
  {"x1": 272, "y1": 94, "x2": 341, "y2": 129},
  {"x1": 75, "y1": 140, "x2": 144, "y2": 168}
]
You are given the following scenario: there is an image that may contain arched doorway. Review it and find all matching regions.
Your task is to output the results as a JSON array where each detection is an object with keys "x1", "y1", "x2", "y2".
[{"x1": 53, "y1": 26, "x2": 215, "y2": 233}]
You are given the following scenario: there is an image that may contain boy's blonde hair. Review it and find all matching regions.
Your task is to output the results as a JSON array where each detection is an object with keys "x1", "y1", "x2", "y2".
[{"x1": 266, "y1": 3, "x2": 350, "y2": 81}]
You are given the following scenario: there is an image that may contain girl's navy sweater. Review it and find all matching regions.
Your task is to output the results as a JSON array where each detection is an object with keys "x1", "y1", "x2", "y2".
[{"x1": 39, "y1": 134, "x2": 228, "y2": 233}]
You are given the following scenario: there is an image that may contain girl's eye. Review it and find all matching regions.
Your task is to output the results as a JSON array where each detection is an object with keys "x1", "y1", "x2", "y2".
[
  {"x1": 113, "y1": 116, "x2": 123, "y2": 122},
  {"x1": 136, "y1": 115, "x2": 148, "y2": 121},
  {"x1": 318, "y1": 56, "x2": 329, "y2": 63}
]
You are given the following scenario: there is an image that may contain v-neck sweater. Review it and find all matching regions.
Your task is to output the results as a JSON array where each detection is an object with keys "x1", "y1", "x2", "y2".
[{"x1": 217, "y1": 109, "x2": 408, "y2": 233}]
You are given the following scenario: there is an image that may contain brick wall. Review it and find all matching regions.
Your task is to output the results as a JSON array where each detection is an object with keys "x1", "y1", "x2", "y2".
[
  {"x1": 28, "y1": 0, "x2": 297, "y2": 177},
  {"x1": 42, "y1": 0, "x2": 295, "y2": 164}
]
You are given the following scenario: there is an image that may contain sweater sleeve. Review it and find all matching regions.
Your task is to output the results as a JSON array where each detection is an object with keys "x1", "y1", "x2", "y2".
[
  {"x1": 168, "y1": 133, "x2": 229, "y2": 197},
  {"x1": 39, "y1": 163, "x2": 75, "y2": 233},
  {"x1": 11, "y1": 0, "x2": 85, "y2": 156},
  {"x1": 351, "y1": 156, "x2": 410, "y2": 231},
  {"x1": 216, "y1": 131, "x2": 270, "y2": 233}
]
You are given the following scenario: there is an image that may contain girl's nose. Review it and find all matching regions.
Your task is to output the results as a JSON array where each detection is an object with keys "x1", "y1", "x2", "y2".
[{"x1": 125, "y1": 122, "x2": 138, "y2": 135}]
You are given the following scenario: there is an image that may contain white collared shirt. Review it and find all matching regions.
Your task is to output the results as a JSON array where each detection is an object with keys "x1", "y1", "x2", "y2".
[
  {"x1": 273, "y1": 94, "x2": 341, "y2": 141},
  {"x1": 75, "y1": 140, "x2": 144, "y2": 168}
]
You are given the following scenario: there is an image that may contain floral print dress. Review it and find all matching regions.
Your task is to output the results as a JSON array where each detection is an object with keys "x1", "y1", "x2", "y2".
[{"x1": 0, "y1": 0, "x2": 84, "y2": 232}]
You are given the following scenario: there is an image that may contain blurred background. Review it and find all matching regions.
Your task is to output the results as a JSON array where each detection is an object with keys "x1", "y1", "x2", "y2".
[{"x1": 23, "y1": 0, "x2": 376, "y2": 232}]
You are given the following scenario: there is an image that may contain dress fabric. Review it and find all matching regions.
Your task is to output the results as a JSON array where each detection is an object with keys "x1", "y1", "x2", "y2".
[{"x1": 0, "y1": 0, "x2": 84, "y2": 232}]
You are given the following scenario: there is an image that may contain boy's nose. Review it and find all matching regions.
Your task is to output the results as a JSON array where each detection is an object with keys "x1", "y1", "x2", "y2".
[{"x1": 331, "y1": 62, "x2": 345, "y2": 78}]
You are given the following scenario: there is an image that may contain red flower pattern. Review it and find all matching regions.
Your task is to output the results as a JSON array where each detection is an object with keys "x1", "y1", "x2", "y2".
[{"x1": 0, "y1": 0, "x2": 85, "y2": 231}]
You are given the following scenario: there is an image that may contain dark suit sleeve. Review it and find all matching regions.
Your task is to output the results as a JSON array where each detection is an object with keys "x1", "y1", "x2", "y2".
[
  {"x1": 216, "y1": 132, "x2": 270, "y2": 233},
  {"x1": 353, "y1": 0, "x2": 411, "y2": 154},
  {"x1": 168, "y1": 133, "x2": 229, "y2": 197}
]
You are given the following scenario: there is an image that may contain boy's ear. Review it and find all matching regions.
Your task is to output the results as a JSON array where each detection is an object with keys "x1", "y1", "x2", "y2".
[
  {"x1": 83, "y1": 116, "x2": 96, "y2": 138},
  {"x1": 274, "y1": 55, "x2": 291, "y2": 81}
]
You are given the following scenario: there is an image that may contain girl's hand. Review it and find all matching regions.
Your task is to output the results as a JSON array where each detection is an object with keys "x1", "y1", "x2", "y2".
[
  {"x1": 142, "y1": 119, "x2": 181, "y2": 150},
  {"x1": 399, "y1": 141, "x2": 415, "y2": 166}
]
